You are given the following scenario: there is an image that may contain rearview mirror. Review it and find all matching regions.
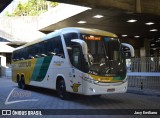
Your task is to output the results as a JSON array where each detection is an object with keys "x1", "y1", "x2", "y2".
[
  {"x1": 122, "y1": 43, "x2": 135, "y2": 58},
  {"x1": 71, "y1": 39, "x2": 88, "y2": 62},
  {"x1": 71, "y1": 39, "x2": 89, "y2": 72}
]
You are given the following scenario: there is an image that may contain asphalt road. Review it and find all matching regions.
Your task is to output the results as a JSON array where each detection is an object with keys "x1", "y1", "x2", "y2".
[{"x1": 0, "y1": 77, "x2": 159, "y2": 118}]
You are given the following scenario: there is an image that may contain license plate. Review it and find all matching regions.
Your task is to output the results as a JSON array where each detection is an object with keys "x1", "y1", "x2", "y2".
[{"x1": 107, "y1": 88, "x2": 115, "y2": 92}]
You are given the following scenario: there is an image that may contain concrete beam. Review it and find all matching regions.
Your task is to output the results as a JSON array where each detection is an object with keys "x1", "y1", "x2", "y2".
[
  {"x1": 49, "y1": 0, "x2": 135, "y2": 11},
  {"x1": 140, "y1": 0, "x2": 160, "y2": 15},
  {"x1": 0, "y1": 0, "x2": 13, "y2": 12},
  {"x1": 48, "y1": 0, "x2": 160, "y2": 15}
]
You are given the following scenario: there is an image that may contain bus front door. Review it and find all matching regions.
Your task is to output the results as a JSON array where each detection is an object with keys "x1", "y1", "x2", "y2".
[{"x1": 71, "y1": 45, "x2": 83, "y2": 93}]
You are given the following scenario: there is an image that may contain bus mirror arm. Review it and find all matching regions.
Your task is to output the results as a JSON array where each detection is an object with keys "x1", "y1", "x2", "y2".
[
  {"x1": 122, "y1": 43, "x2": 135, "y2": 58},
  {"x1": 71, "y1": 39, "x2": 89, "y2": 72},
  {"x1": 71, "y1": 39, "x2": 88, "y2": 62}
]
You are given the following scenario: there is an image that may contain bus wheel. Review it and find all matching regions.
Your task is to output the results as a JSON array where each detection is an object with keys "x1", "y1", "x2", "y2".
[
  {"x1": 17, "y1": 78, "x2": 22, "y2": 88},
  {"x1": 21, "y1": 76, "x2": 26, "y2": 89},
  {"x1": 57, "y1": 79, "x2": 68, "y2": 99},
  {"x1": 93, "y1": 95, "x2": 101, "y2": 98},
  {"x1": 18, "y1": 76, "x2": 26, "y2": 89}
]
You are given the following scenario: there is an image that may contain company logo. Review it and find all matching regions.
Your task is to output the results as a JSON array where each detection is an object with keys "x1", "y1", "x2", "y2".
[
  {"x1": 11, "y1": 91, "x2": 32, "y2": 98},
  {"x1": 5, "y1": 88, "x2": 38, "y2": 105},
  {"x1": 1, "y1": 110, "x2": 42, "y2": 116},
  {"x1": 2, "y1": 110, "x2": 11, "y2": 115}
]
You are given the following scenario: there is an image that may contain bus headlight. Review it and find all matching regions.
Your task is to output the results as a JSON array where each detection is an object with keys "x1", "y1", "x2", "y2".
[
  {"x1": 123, "y1": 76, "x2": 128, "y2": 83},
  {"x1": 85, "y1": 77, "x2": 98, "y2": 84}
]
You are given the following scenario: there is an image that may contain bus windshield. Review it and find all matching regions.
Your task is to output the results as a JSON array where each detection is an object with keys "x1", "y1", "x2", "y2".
[{"x1": 81, "y1": 34, "x2": 126, "y2": 77}]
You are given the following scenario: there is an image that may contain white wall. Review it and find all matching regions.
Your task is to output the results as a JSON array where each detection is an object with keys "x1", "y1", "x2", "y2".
[
  {"x1": 0, "y1": 54, "x2": 12, "y2": 77},
  {"x1": 0, "y1": 16, "x2": 45, "y2": 42},
  {"x1": 0, "y1": 54, "x2": 6, "y2": 67},
  {"x1": 140, "y1": 47, "x2": 146, "y2": 57},
  {"x1": 0, "y1": 54, "x2": 6, "y2": 77}
]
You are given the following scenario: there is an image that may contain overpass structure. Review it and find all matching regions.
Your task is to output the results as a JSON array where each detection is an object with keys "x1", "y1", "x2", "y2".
[
  {"x1": 44, "y1": 0, "x2": 160, "y2": 57},
  {"x1": 0, "y1": 0, "x2": 160, "y2": 77},
  {"x1": 0, "y1": 0, "x2": 12, "y2": 12},
  {"x1": 48, "y1": 0, "x2": 160, "y2": 15},
  {"x1": 0, "y1": 1, "x2": 160, "y2": 113},
  {"x1": 0, "y1": 0, "x2": 160, "y2": 57}
]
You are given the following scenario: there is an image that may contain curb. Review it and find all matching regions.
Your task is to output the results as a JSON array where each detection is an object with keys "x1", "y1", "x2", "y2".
[{"x1": 127, "y1": 87, "x2": 160, "y2": 97}]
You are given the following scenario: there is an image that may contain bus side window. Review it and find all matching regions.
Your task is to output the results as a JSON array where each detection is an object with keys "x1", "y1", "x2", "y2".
[
  {"x1": 40, "y1": 41, "x2": 47, "y2": 57},
  {"x1": 34, "y1": 43, "x2": 41, "y2": 58},
  {"x1": 28, "y1": 47, "x2": 35, "y2": 59},
  {"x1": 13, "y1": 51, "x2": 18, "y2": 61},
  {"x1": 72, "y1": 46, "x2": 81, "y2": 69},
  {"x1": 47, "y1": 40, "x2": 54, "y2": 55},
  {"x1": 19, "y1": 51, "x2": 23, "y2": 60},
  {"x1": 53, "y1": 36, "x2": 65, "y2": 58},
  {"x1": 20, "y1": 48, "x2": 27, "y2": 60},
  {"x1": 63, "y1": 33, "x2": 78, "y2": 47},
  {"x1": 63, "y1": 33, "x2": 78, "y2": 61}
]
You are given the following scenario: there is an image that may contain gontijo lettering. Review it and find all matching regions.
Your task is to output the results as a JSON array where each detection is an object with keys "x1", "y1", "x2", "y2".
[{"x1": 18, "y1": 61, "x2": 31, "y2": 67}]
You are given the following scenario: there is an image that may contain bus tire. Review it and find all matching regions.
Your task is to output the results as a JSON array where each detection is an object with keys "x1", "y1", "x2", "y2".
[
  {"x1": 21, "y1": 76, "x2": 26, "y2": 90},
  {"x1": 18, "y1": 75, "x2": 26, "y2": 89},
  {"x1": 57, "y1": 79, "x2": 68, "y2": 99},
  {"x1": 93, "y1": 95, "x2": 101, "y2": 98},
  {"x1": 17, "y1": 75, "x2": 21, "y2": 88},
  {"x1": 18, "y1": 79, "x2": 22, "y2": 88}
]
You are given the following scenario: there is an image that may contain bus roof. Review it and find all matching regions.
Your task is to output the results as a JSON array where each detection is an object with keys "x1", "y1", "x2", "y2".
[
  {"x1": 58, "y1": 27, "x2": 118, "y2": 37},
  {"x1": 14, "y1": 27, "x2": 118, "y2": 51}
]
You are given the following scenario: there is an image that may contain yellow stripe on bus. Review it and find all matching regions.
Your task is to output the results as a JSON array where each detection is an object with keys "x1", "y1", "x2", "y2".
[
  {"x1": 12, "y1": 59, "x2": 37, "y2": 84},
  {"x1": 89, "y1": 74, "x2": 113, "y2": 82}
]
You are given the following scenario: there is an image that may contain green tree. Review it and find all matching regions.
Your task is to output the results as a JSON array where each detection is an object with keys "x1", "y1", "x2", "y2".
[
  {"x1": 5, "y1": 11, "x2": 11, "y2": 16},
  {"x1": 7, "y1": 0, "x2": 58, "y2": 16}
]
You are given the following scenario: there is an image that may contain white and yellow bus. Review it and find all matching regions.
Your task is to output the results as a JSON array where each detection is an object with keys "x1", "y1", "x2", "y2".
[{"x1": 12, "y1": 27, "x2": 134, "y2": 99}]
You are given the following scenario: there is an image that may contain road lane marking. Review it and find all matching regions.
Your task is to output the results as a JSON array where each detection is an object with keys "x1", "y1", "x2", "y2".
[{"x1": 5, "y1": 88, "x2": 38, "y2": 105}]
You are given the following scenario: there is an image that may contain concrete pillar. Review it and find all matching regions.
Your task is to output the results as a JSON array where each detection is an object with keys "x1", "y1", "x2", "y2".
[
  {"x1": 140, "y1": 47, "x2": 145, "y2": 57},
  {"x1": 139, "y1": 38, "x2": 151, "y2": 72},
  {"x1": 154, "y1": 50, "x2": 159, "y2": 57},
  {"x1": 152, "y1": 50, "x2": 159, "y2": 72},
  {"x1": 140, "y1": 38, "x2": 150, "y2": 57},
  {"x1": 0, "y1": 54, "x2": 7, "y2": 77},
  {"x1": 135, "y1": 49, "x2": 140, "y2": 58},
  {"x1": 136, "y1": 0, "x2": 141, "y2": 13},
  {"x1": 144, "y1": 38, "x2": 150, "y2": 57}
]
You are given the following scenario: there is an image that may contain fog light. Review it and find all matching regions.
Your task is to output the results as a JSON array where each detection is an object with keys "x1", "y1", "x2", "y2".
[
  {"x1": 123, "y1": 87, "x2": 127, "y2": 91},
  {"x1": 89, "y1": 88, "x2": 95, "y2": 92}
]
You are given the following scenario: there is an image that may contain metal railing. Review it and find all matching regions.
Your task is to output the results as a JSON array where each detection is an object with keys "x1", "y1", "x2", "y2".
[
  {"x1": 127, "y1": 57, "x2": 160, "y2": 90},
  {"x1": 127, "y1": 57, "x2": 160, "y2": 72},
  {"x1": 128, "y1": 76, "x2": 160, "y2": 90}
]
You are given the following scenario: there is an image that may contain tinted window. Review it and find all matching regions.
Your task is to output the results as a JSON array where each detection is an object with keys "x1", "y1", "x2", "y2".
[
  {"x1": 28, "y1": 46, "x2": 35, "y2": 59},
  {"x1": 12, "y1": 36, "x2": 64, "y2": 61},
  {"x1": 72, "y1": 46, "x2": 81, "y2": 69},
  {"x1": 12, "y1": 48, "x2": 27, "y2": 61},
  {"x1": 63, "y1": 33, "x2": 78, "y2": 47},
  {"x1": 12, "y1": 51, "x2": 19, "y2": 61},
  {"x1": 52, "y1": 36, "x2": 65, "y2": 58},
  {"x1": 20, "y1": 48, "x2": 27, "y2": 60},
  {"x1": 32, "y1": 36, "x2": 64, "y2": 58},
  {"x1": 63, "y1": 33, "x2": 78, "y2": 62}
]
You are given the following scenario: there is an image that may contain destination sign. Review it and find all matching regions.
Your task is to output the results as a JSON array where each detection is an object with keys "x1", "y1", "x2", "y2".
[{"x1": 84, "y1": 36, "x2": 101, "y2": 41}]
